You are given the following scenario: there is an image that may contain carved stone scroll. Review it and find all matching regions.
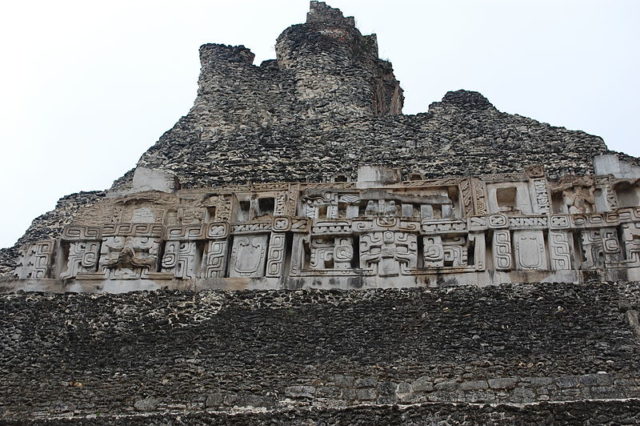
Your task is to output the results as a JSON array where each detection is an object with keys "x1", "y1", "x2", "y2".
[
  {"x1": 513, "y1": 230, "x2": 547, "y2": 270},
  {"x1": 265, "y1": 233, "x2": 287, "y2": 277},
  {"x1": 443, "y1": 237, "x2": 468, "y2": 267},
  {"x1": 493, "y1": 230, "x2": 512, "y2": 270},
  {"x1": 162, "y1": 241, "x2": 199, "y2": 279},
  {"x1": 601, "y1": 227, "x2": 622, "y2": 264},
  {"x1": 16, "y1": 240, "x2": 55, "y2": 279},
  {"x1": 549, "y1": 231, "x2": 572, "y2": 270},
  {"x1": 61, "y1": 241, "x2": 101, "y2": 279},
  {"x1": 310, "y1": 236, "x2": 354, "y2": 270},
  {"x1": 203, "y1": 240, "x2": 228, "y2": 278}
]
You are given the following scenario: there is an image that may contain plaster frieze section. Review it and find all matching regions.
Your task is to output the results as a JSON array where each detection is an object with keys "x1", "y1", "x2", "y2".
[{"x1": 5, "y1": 161, "x2": 640, "y2": 292}]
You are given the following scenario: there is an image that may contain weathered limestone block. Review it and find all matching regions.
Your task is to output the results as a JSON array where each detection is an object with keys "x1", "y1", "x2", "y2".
[
  {"x1": 360, "y1": 231, "x2": 417, "y2": 276},
  {"x1": 493, "y1": 230, "x2": 512, "y2": 270},
  {"x1": 15, "y1": 240, "x2": 55, "y2": 279},
  {"x1": 621, "y1": 223, "x2": 640, "y2": 265},
  {"x1": 266, "y1": 233, "x2": 287, "y2": 277},
  {"x1": 549, "y1": 231, "x2": 572, "y2": 271},
  {"x1": 61, "y1": 241, "x2": 101, "y2": 279},
  {"x1": 229, "y1": 235, "x2": 268, "y2": 278},
  {"x1": 99, "y1": 236, "x2": 161, "y2": 279},
  {"x1": 161, "y1": 241, "x2": 200, "y2": 279},
  {"x1": 513, "y1": 230, "x2": 547, "y2": 270},
  {"x1": 131, "y1": 167, "x2": 179, "y2": 193}
]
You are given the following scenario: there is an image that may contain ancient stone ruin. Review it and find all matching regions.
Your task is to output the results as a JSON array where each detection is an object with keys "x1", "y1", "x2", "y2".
[{"x1": 3, "y1": 2, "x2": 640, "y2": 423}]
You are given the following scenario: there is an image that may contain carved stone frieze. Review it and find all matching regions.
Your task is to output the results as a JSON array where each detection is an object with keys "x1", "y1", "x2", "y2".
[
  {"x1": 61, "y1": 241, "x2": 101, "y2": 279},
  {"x1": 99, "y1": 236, "x2": 161, "y2": 279},
  {"x1": 228, "y1": 235, "x2": 268, "y2": 278},
  {"x1": 493, "y1": 230, "x2": 512, "y2": 270},
  {"x1": 16, "y1": 240, "x2": 55, "y2": 279},
  {"x1": 161, "y1": 241, "x2": 200, "y2": 279},
  {"x1": 203, "y1": 240, "x2": 228, "y2": 278},
  {"x1": 360, "y1": 231, "x2": 417, "y2": 276},
  {"x1": 12, "y1": 167, "x2": 640, "y2": 288},
  {"x1": 513, "y1": 230, "x2": 547, "y2": 270},
  {"x1": 549, "y1": 231, "x2": 572, "y2": 271}
]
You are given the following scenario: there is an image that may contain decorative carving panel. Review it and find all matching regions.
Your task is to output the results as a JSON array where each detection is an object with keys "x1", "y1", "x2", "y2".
[
  {"x1": 203, "y1": 240, "x2": 228, "y2": 278},
  {"x1": 228, "y1": 235, "x2": 268, "y2": 278},
  {"x1": 621, "y1": 223, "x2": 640, "y2": 266},
  {"x1": 99, "y1": 236, "x2": 161, "y2": 279},
  {"x1": 61, "y1": 241, "x2": 101, "y2": 279},
  {"x1": 162, "y1": 241, "x2": 199, "y2": 279},
  {"x1": 549, "y1": 231, "x2": 572, "y2": 271},
  {"x1": 513, "y1": 230, "x2": 547, "y2": 270},
  {"x1": 16, "y1": 241, "x2": 55, "y2": 279},
  {"x1": 493, "y1": 230, "x2": 512, "y2": 270},
  {"x1": 360, "y1": 231, "x2": 417, "y2": 276},
  {"x1": 266, "y1": 233, "x2": 287, "y2": 277}
]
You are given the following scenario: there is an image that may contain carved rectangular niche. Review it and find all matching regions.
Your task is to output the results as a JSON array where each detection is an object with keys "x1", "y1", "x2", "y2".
[
  {"x1": 228, "y1": 234, "x2": 268, "y2": 278},
  {"x1": 513, "y1": 230, "x2": 547, "y2": 270}
]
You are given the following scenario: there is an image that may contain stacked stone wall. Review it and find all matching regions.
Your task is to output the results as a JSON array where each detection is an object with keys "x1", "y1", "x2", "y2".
[{"x1": 2, "y1": 282, "x2": 640, "y2": 421}]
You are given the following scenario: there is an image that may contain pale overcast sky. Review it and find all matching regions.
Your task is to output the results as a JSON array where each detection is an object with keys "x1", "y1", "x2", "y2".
[{"x1": 0, "y1": 0, "x2": 638, "y2": 249}]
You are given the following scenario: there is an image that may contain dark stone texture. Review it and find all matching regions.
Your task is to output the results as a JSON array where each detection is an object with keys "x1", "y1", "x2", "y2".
[{"x1": 2, "y1": 282, "x2": 640, "y2": 420}]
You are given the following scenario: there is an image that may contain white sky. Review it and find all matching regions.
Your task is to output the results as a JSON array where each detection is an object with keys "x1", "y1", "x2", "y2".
[{"x1": 0, "y1": 0, "x2": 638, "y2": 249}]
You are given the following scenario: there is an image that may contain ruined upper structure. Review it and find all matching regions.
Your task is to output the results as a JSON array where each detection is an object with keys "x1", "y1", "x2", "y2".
[{"x1": 2, "y1": 1, "x2": 640, "y2": 292}]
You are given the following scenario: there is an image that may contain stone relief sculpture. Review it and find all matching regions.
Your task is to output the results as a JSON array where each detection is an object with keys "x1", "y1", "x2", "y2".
[{"x1": 9, "y1": 162, "x2": 640, "y2": 290}]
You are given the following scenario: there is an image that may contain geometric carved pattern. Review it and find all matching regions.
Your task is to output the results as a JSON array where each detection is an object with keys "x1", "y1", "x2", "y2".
[
  {"x1": 531, "y1": 178, "x2": 550, "y2": 214},
  {"x1": 16, "y1": 240, "x2": 55, "y2": 279},
  {"x1": 549, "y1": 231, "x2": 572, "y2": 271},
  {"x1": 203, "y1": 240, "x2": 228, "y2": 278},
  {"x1": 161, "y1": 241, "x2": 199, "y2": 279},
  {"x1": 621, "y1": 223, "x2": 640, "y2": 266},
  {"x1": 360, "y1": 231, "x2": 417, "y2": 276},
  {"x1": 60, "y1": 241, "x2": 101, "y2": 279},
  {"x1": 493, "y1": 230, "x2": 512, "y2": 270},
  {"x1": 266, "y1": 233, "x2": 287, "y2": 277},
  {"x1": 600, "y1": 227, "x2": 622, "y2": 264}
]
